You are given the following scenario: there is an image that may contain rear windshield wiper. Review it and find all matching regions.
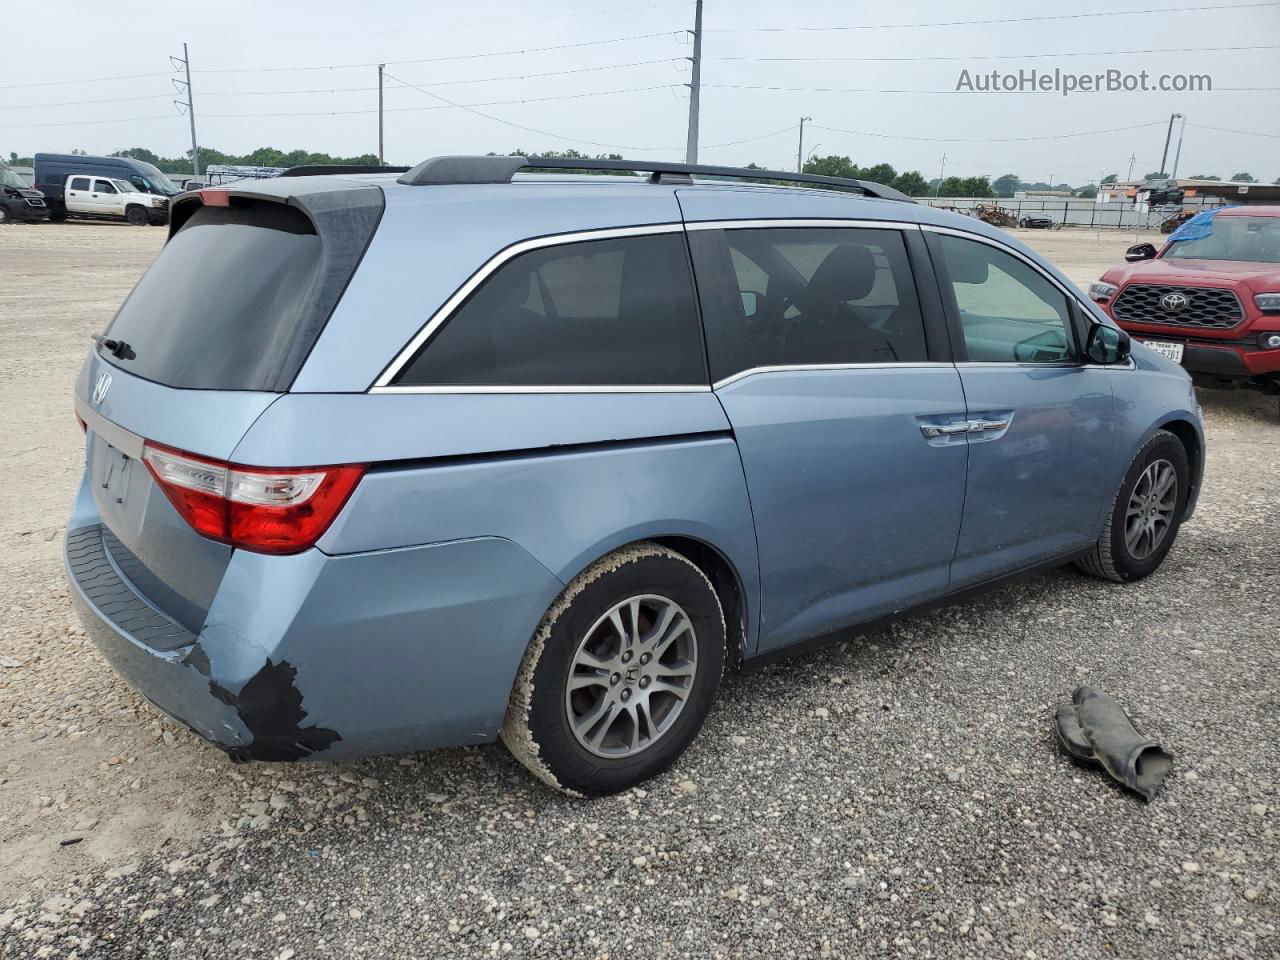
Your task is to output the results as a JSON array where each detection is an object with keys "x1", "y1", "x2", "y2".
[{"x1": 92, "y1": 333, "x2": 136, "y2": 361}]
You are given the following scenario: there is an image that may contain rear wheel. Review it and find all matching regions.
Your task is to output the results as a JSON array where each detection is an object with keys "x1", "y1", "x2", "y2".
[
  {"x1": 125, "y1": 205, "x2": 149, "y2": 226},
  {"x1": 1077, "y1": 430, "x2": 1189, "y2": 583},
  {"x1": 500, "y1": 543, "x2": 725, "y2": 796}
]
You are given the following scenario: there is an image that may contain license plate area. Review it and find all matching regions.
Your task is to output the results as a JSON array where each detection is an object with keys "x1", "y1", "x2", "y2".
[{"x1": 1139, "y1": 339, "x2": 1185, "y2": 363}]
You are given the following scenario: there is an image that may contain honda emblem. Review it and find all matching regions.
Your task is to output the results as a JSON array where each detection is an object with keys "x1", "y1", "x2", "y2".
[{"x1": 92, "y1": 372, "x2": 112, "y2": 406}]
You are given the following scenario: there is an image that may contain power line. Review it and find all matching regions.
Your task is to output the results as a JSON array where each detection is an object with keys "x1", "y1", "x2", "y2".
[
  {"x1": 809, "y1": 120, "x2": 1173, "y2": 143},
  {"x1": 715, "y1": 43, "x2": 1280, "y2": 63},
  {"x1": 204, "y1": 83, "x2": 679, "y2": 119},
  {"x1": 193, "y1": 32, "x2": 680, "y2": 75},
  {"x1": 193, "y1": 2, "x2": 693, "y2": 45},
  {"x1": 1187, "y1": 121, "x2": 1280, "y2": 140},
  {"x1": 381, "y1": 70, "x2": 787, "y2": 153},
  {"x1": 4, "y1": 114, "x2": 176, "y2": 129},
  {"x1": 0, "y1": 71, "x2": 171, "y2": 91},
  {"x1": 200, "y1": 59, "x2": 680, "y2": 95},
  {"x1": 706, "y1": 1, "x2": 1280, "y2": 32},
  {"x1": 0, "y1": 93, "x2": 171, "y2": 109}
]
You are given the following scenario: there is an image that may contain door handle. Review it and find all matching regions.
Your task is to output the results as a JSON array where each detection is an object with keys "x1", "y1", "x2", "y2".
[
  {"x1": 969, "y1": 418, "x2": 1011, "y2": 433},
  {"x1": 919, "y1": 422, "x2": 971, "y2": 438}
]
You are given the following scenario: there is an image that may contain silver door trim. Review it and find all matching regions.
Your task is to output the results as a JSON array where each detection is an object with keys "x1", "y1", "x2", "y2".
[
  {"x1": 371, "y1": 222, "x2": 686, "y2": 390},
  {"x1": 712, "y1": 361, "x2": 955, "y2": 390},
  {"x1": 369, "y1": 384, "x2": 713, "y2": 395},
  {"x1": 685, "y1": 217, "x2": 920, "y2": 232}
]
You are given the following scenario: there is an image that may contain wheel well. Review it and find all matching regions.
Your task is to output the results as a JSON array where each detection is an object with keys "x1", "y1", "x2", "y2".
[
  {"x1": 1160, "y1": 418, "x2": 1202, "y2": 504},
  {"x1": 651, "y1": 536, "x2": 749, "y2": 670}
]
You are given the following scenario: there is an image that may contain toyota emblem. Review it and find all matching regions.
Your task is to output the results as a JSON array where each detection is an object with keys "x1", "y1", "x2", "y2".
[
  {"x1": 92, "y1": 372, "x2": 112, "y2": 405},
  {"x1": 1160, "y1": 292, "x2": 1189, "y2": 313}
]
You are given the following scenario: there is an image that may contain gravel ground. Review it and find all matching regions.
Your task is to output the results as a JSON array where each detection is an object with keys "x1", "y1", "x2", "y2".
[{"x1": 1, "y1": 221, "x2": 1277, "y2": 959}]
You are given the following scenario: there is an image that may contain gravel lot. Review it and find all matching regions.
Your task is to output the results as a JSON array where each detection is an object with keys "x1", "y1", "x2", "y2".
[{"x1": 1, "y1": 221, "x2": 1277, "y2": 959}]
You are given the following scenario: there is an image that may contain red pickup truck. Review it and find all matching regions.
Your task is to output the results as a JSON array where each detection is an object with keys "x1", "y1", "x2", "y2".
[{"x1": 1088, "y1": 206, "x2": 1280, "y2": 398}]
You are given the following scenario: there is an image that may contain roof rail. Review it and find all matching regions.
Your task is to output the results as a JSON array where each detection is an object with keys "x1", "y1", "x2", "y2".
[
  {"x1": 279, "y1": 163, "x2": 410, "y2": 178},
  {"x1": 396, "y1": 155, "x2": 914, "y2": 203}
]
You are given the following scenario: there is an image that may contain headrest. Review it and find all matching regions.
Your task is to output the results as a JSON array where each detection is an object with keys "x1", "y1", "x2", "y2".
[{"x1": 801, "y1": 244, "x2": 877, "y2": 313}]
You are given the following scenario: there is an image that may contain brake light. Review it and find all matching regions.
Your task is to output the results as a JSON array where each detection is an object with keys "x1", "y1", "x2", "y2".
[
  {"x1": 141, "y1": 442, "x2": 365, "y2": 555},
  {"x1": 200, "y1": 189, "x2": 229, "y2": 206}
]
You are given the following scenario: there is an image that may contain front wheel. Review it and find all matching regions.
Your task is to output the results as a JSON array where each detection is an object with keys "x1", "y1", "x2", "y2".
[
  {"x1": 501, "y1": 542, "x2": 725, "y2": 796},
  {"x1": 125, "y1": 206, "x2": 149, "y2": 226},
  {"x1": 1076, "y1": 430, "x2": 1190, "y2": 583},
  {"x1": 0, "y1": 206, "x2": 10, "y2": 224}
]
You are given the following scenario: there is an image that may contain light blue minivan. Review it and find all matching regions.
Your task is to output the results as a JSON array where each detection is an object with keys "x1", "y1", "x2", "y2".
[{"x1": 67, "y1": 157, "x2": 1203, "y2": 794}]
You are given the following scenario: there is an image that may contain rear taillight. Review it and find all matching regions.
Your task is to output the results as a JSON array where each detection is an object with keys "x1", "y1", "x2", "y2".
[{"x1": 142, "y1": 442, "x2": 365, "y2": 555}]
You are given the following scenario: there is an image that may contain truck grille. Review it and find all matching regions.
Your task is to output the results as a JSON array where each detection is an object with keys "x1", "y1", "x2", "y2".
[
  {"x1": 1112, "y1": 284, "x2": 1244, "y2": 330},
  {"x1": 25, "y1": 197, "x2": 46, "y2": 207}
]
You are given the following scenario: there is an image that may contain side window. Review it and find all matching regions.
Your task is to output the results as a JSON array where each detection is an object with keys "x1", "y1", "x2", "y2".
[
  {"x1": 934, "y1": 234, "x2": 1074, "y2": 363},
  {"x1": 95, "y1": 179, "x2": 117, "y2": 194},
  {"x1": 394, "y1": 232, "x2": 706, "y2": 387},
  {"x1": 692, "y1": 226, "x2": 928, "y2": 382},
  {"x1": 69, "y1": 177, "x2": 90, "y2": 190}
]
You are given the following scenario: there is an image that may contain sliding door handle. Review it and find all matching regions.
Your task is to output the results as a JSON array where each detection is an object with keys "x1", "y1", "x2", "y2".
[
  {"x1": 919, "y1": 422, "x2": 971, "y2": 438},
  {"x1": 970, "y1": 418, "x2": 1011, "y2": 433}
]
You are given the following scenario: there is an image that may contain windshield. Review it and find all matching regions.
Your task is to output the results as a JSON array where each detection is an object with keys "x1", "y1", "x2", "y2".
[
  {"x1": 136, "y1": 161, "x2": 181, "y2": 195},
  {"x1": 1165, "y1": 216, "x2": 1280, "y2": 263},
  {"x1": 114, "y1": 179, "x2": 138, "y2": 193},
  {"x1": 0, "y1": 168, "x2": 27, "y2": 189}
]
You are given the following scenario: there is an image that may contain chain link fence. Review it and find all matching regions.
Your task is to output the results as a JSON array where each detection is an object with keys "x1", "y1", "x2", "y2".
[{"x1": 917, "y1": 195, "x2": 1227, "y2": 230}]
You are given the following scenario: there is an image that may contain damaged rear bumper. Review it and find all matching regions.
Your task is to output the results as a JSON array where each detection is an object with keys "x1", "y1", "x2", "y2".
[{"x1": 65, "y1": 502, "x2": 565, "y2": 762}]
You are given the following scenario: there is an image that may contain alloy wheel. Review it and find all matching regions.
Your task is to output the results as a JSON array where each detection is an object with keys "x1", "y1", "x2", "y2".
[
  {"x1": 1124, "y1": 458, "x2": 1178, "y2": 560},
  {"x1": 564, "y1": 594, "x2": 698, "y2": 759}
]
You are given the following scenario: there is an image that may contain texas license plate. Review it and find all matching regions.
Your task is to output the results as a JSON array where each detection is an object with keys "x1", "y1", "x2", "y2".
[{"x1": 1139, "y1": 339, "x2": 1184, "y2": 363}]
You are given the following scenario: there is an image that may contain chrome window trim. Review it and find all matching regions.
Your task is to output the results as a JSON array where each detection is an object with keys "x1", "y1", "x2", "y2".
[
  {"x1": 685, "y1": 217, "x2": 920, "y2": 232},
  {"x1": 712, "y1": 362, "x2": 953, "y2": 390},
  {"x1": 369, "y1": 384, "x2": 713, "y2": 395},
  {"x1": 371, "y1": 222, "x2": 687, "y2": 390}
]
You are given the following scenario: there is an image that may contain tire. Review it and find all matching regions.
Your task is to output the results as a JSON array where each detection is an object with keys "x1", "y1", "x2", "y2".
[
  {"x1": 125, "y1": 205, "x2": 149, "y2": 226},
  {"x1": 1076, "y1": 430, "x2": 1190, "y2": 583},
  {"x1": 500, "y1": 542, "x2": 725, "y2": 796}
]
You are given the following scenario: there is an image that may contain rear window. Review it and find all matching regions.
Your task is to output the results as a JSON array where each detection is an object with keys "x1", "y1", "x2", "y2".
[{"x1": 102, "y1": 203, "x2": 321, "y2": 390}]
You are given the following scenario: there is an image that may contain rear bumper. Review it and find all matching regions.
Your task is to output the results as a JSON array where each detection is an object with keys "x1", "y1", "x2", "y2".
[{"x1": 66, "y1": 475, "x2": 565, "y2": 761}]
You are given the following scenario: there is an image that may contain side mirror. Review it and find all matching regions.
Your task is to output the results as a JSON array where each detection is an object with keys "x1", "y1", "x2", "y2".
[
  {"x1": 1086, "y1": 323, "x2": 1131, "y2": 365},
  {"x1": 1125, "y1": 243, "x2": 1157, "y2": 262},
  {"x1": 740, "y1": 290, "x2": 760, "y2": 318}
]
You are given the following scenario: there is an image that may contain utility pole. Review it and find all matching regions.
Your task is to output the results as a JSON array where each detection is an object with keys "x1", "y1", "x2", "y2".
[
  {"x1": 1171, "y1": 114, "x2": 1186, "y2": 179},
  {"x1": 1159, "y1": 112, "x2": 1182, "y2": 177},
  {"x1": 796, "y1": 116, "x2": 811, "y2": 173},
  {"x1": 377, "y1": 64, "x2": 385, "y2": 165},
  {"x1": 684, "y1": 0, "x2": 703, "y2": 165},
  {"x1": 171, "y1": 44, "x2": 200, "y2": 178},
  {"x1": 933, "y1": 153, "x2": 947, "y2": 196},
  {"x1": 1126, "y1": 152, "x2": 1136, "y2": 182}
]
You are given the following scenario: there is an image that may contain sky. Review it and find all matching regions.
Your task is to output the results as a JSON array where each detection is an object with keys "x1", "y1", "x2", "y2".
[{"x1": 3, "y1": 0, "x2": 1278, "y2": 186}]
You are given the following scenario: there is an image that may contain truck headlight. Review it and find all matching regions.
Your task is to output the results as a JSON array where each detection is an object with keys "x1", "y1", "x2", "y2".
[
  {"x1": 1088, "y1": 281, "x2": 1119, "y2": 302},
  {"x1": 1254, "y1": 292, "x2": 1280, "y2": 313},
  {"x1": 151, "y1": 197, "x2": 165, "y2": 208}
]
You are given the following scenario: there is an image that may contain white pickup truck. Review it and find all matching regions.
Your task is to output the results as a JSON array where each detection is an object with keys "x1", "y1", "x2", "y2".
[{"x1": 63, "y1": 175, "x2": 168, "y2": 225}]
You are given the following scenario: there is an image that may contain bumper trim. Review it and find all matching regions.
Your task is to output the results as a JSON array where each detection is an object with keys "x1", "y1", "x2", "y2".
[{"x1": 66, "y1": 524, "x2": 195, "y2": 652}]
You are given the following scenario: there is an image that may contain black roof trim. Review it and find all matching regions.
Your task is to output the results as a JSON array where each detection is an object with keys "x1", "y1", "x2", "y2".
[
  {"x1": 279, "y1": 164, "x2": 410, "y2": 178},
  {"x1": 396, "y1": 155, "x2": 914, "y2": 203}
]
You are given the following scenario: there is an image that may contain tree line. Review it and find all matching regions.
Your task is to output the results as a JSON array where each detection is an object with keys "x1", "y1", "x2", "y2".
[{"x1": 5, "y1": 148, "x2": 1272, "y2": 192}]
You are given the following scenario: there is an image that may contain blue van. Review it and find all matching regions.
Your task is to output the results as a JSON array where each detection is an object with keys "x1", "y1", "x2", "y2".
[
  {"x1": 66, "y1": 157, "x2": 1203, "y2": 794},
  {"x1": 34, "y1": 153, "x2": 181, "y2": 222}
]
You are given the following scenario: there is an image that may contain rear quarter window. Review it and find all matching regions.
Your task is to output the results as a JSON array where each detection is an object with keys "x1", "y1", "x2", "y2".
[{"x1": 393, "y1": 232, "x2": 707, "y2": 387}]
